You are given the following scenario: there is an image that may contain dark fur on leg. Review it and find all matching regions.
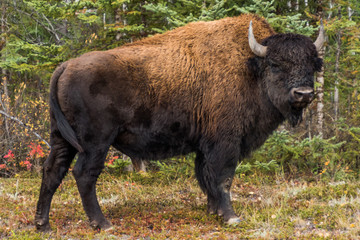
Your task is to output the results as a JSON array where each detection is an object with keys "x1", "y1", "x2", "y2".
[
  {"x1": 35, "y1": 138, "x2": 77, "y2": 232},
  {"x1": 72, "y1": 149, "x2": 112, "y2": 230},
  {"x1": 195, "y1": 142, "x2": 240, "y2": 224}
]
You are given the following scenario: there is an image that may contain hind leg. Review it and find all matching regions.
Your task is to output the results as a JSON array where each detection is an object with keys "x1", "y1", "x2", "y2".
[
  {"x1": 35, "y1": 135, "x2": 77, "y2": 231},
  {"x1": 72, "y1": 146, "x2": 111, "y2": 230},
  {"x1": 131, "y1": 158, "x2": 147, "y2": 172}
]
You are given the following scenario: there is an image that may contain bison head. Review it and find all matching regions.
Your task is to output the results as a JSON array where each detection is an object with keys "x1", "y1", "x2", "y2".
[{"x1": 248, "y1": 21, "x2": 325, "y2": 126}]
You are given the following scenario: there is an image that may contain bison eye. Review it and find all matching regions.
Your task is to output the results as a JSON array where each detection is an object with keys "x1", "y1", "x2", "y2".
[{"x1": 269, "y1": 61, "x2": 282, "y2": 73}]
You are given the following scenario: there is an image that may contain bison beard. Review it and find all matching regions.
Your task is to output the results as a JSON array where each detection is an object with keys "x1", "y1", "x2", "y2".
[{"x1": 35, "y1": 14, "x2": 324, "y2": 231}]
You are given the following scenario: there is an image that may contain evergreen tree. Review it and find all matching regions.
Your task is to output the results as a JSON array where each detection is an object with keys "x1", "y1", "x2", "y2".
[{"x1": 0, "y1": 0, "x2": 359, "y2": 175}]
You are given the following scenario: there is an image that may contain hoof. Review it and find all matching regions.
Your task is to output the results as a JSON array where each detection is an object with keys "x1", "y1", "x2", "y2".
[
  {"x1": 35, "y1": 219, "x2": 51, "y2": 232},
  {"x1": 207, "y1": 208, "x2": 216, "y2": 215},
  {"x1": 104, "y1": 225, "x2": 114, "y2": 232},
  {"x1": 226, "y1": 217, "x2": 241, "y2": 225},
  {"x1": 90, "y1": 219, "x2": 112, "y2": 231},
  {"x1": 207, "y1": 204, "x2": 217, "y2": 215}
]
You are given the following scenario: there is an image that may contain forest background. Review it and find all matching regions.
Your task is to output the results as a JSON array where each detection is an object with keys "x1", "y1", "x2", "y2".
[{"x1": 1, "y1": 0, "x2": 359, "y2": 179}]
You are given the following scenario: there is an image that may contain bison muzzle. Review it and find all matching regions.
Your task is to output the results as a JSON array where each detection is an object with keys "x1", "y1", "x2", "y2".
[{"x1": 35, "y1": 14, "x2": 325, "y2": 231}]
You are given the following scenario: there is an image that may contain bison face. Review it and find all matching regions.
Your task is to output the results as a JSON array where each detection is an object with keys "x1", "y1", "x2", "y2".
[
  {"x1": 248, "y1": 21, "x2": 325, "y2": 126},
  {"x1": 262, "y1": 48, "x2": 320, "y2": 126}
]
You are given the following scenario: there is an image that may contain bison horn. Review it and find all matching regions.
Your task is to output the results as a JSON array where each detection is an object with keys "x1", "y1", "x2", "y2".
[
  {"x1": 314, "y1": 19, "x2": 325, "y2": 52},
  {"x1": 248, "y1": 21, "x2": 267, "y2": 57}
]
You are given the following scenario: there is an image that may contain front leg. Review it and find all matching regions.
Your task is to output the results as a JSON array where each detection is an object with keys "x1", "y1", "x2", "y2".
[{"x1": 195, "y1": 144, "x2": 240, "y2": 224}]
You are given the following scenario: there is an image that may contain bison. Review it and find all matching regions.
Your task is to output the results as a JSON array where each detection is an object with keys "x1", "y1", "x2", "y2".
[{"x1": 35, "y1": 14, "x2": 325, "y2": 231}]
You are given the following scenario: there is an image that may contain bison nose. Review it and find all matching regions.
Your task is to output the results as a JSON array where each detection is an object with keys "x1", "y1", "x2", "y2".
[{"x1": 290, "y1": 87, "x2": 314, "y2": 104}]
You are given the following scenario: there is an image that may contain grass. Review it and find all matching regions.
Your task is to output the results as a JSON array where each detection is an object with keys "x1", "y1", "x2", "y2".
[{"x1": 0, "y1": 170, "x2": 359, "y2": 239}]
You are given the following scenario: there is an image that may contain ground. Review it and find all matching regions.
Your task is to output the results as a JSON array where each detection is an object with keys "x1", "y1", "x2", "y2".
[{"x1": 0, "y1": 170, "x2": 359, "y2": 239}]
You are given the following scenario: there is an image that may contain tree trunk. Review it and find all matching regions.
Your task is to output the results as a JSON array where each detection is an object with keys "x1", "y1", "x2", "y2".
[
  {"x1": 303, "y1": 0, "x2": 312, "y2": 138},
  {"x1": 316, "y1": 47, "x2": 325, "y2": 138},
  {"x1": 334, "y1": 7, "x2": 341, "y2": 122},
  {"x1": 140, "y1": 1, "x2": 147, "y2": 38},
  {"x1": 347, "y1": 7, "x2": 357, "y2": 114},
  {"x1": 1, "y1": 1, "x2": 11, "y2": 144},
  {"x1": 315, "y1": 0, "x2": 325, "y2": 137},
  {"x1": 115, "y1": 3, "x2": 130, "y2": 42},
  {"x1": 334, "y1": 31, "x2": 340, "y2": 121}
]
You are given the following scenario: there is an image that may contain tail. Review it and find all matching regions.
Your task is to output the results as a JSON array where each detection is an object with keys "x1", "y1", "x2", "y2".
[{"x1": 50, "y1": 62, "x2": 84, "y2": 153}]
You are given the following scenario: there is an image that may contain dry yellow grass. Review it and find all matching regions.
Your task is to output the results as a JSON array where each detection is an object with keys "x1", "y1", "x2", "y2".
[{"x1": 0, "y1": 171, "x2": 359, "y2": 239}]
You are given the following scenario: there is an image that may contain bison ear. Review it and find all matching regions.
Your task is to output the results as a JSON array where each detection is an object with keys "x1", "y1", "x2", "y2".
[
  {"x1": 248, "y1": 21, "x2": 267, "y2": 57},
  {"x1": 314, "y1": 19, "x2": 326, "y2": 52}
]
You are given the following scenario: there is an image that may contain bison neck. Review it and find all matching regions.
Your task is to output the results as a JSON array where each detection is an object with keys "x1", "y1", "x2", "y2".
[
  {"x1": 230, "y1": 80, "x2": 286, "y2": 159},
  {"x1": 238, "y1": 107, "x2": 285, "y2": 159}
]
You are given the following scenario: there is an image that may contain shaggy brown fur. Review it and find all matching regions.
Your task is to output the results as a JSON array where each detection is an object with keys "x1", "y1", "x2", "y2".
[
  {"x1": 120, "y1": 14, "x2": 274, "y2": 136},
  {"x1": 35, "y1": 14, "x2": 322, "y2": 231}
]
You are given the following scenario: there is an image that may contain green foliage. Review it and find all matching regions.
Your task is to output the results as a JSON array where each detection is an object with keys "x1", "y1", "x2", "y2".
[
  {"x1": 236, "y1": 160, "x2": 280, "y2": 175},
  {"x1": 153, "y1": 155, "x2": 195, "y2": 183},
  {"x1": 105, "y1": 155, "x2": 131, "y2": 175},
  {"x1": 235, "y1": 0, "x2": 277, "y2": 18},
  {"x1": 1, "y1": 0, "x2": 360, "y2": 179},
  {"x1": 76, "y1": 12, "x2": 101, "y2": 25},
  {"x1": 196, "y1": 0, "x2": 233, "y2": 21},
  {"x1": 235, "y1": 0, "x2": 317, "y2": 35},
  {"x1": 142, "y1": 0, "x2": 255, "y2": 33},
  {"x1": 0, "y1": 35, "x2": 62, "y2": 72},
  {"x1": 242, "y1": 130, "x2": 353, "y2": 181}
]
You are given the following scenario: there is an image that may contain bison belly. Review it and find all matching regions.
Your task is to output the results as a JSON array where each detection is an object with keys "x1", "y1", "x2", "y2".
[{"x1": 113, "y1": 112, "x2": 196, "y2": 160}]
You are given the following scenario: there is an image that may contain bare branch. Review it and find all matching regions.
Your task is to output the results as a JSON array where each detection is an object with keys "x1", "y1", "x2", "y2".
[
  {"x1": 13, "y1": 8, "x2": 65, "y2": 44},
  {"x1": 41, "y1": 13, "x2": 61, "y2": 42},
  {"x1": 0, "y1": 110, "x2": 50, "y2": 149}
]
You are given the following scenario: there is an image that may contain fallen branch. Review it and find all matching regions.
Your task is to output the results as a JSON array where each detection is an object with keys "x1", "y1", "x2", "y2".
[{"x1": 0, "y1": 110, "x2": 50, "y2": 149}]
